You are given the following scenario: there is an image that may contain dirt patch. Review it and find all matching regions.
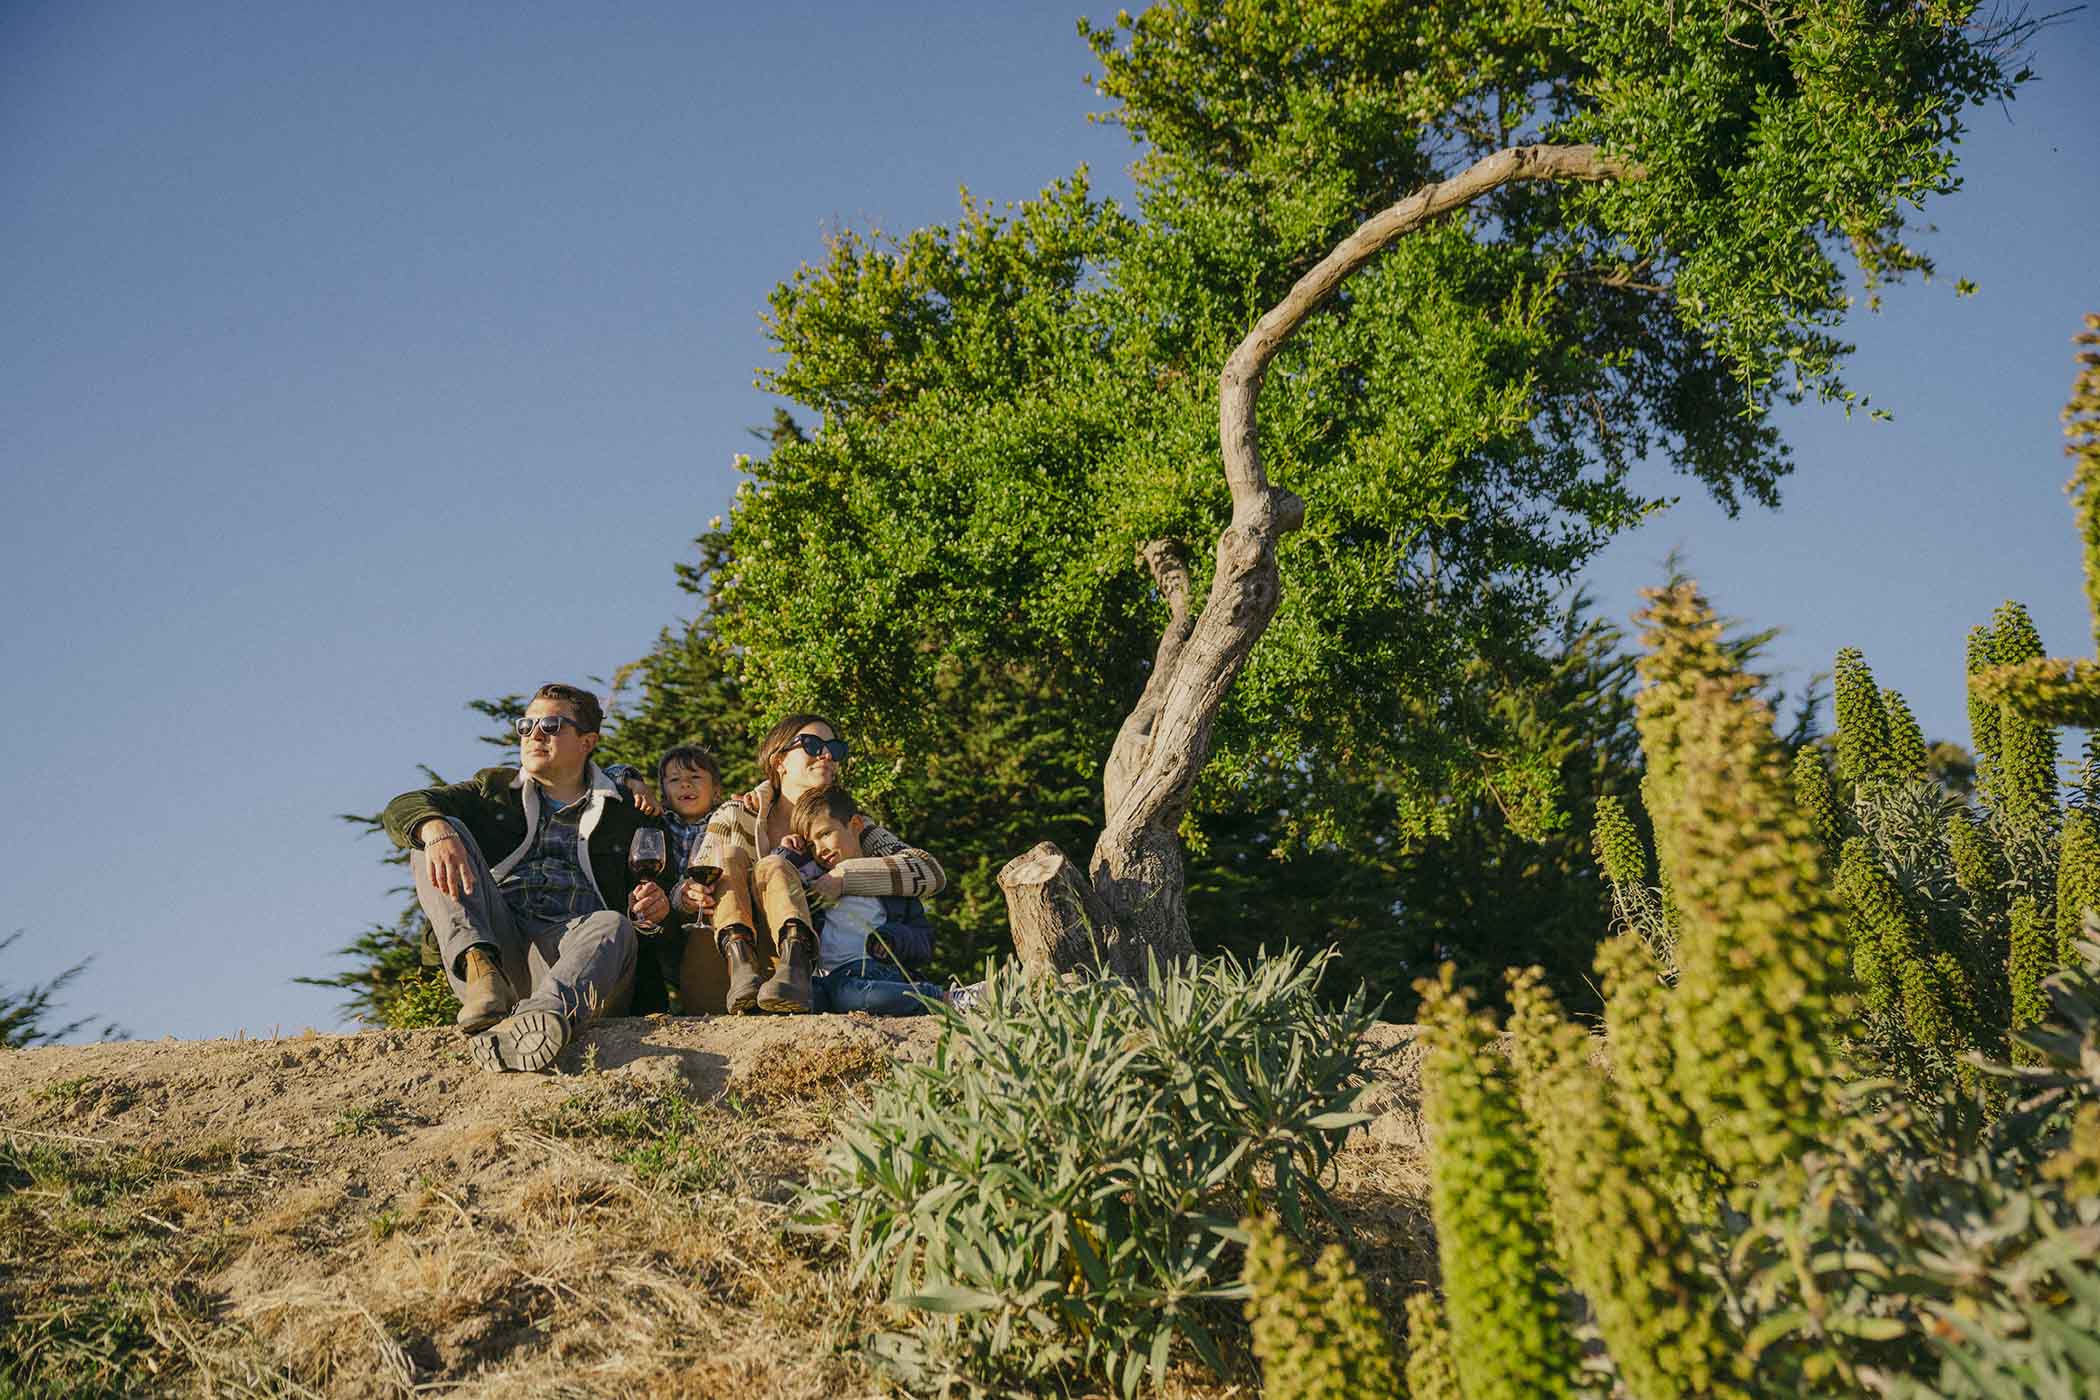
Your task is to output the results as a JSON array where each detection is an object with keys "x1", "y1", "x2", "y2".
[{"x1": 2, "y1": 1014, "x2": 1428, "y2": 1397}]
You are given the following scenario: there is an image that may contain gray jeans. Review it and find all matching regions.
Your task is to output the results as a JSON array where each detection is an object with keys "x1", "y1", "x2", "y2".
[{"x1": 411, "y1": 819, "x2": 636, "y2": 1030}]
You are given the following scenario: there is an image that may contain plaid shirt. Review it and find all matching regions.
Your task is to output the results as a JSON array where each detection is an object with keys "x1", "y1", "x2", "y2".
[
  {"x1": 695, "y1": 785, "x2": 944, "y2": 899},
  {"x1": 498, "y1": 787, "x2": 604, "y2": 923}
]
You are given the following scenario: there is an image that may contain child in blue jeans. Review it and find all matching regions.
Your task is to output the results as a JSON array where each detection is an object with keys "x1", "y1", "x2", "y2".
[{"x1": 779, "y1": 788, "x2": 945, "y2": 1015}]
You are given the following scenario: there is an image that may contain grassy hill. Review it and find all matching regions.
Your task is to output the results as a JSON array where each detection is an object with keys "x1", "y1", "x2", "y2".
[{"x1": 1, "y1": 1015, "x2": 1429, "y2": 1398}]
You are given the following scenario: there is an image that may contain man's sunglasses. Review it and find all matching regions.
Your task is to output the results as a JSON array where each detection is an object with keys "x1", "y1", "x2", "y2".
[
  {"x1": 784, "y1": 734, "x2": 848, "y2": 763},
  {"x1": 516, "y1": 715, "x2": 590, "y2": 739}
]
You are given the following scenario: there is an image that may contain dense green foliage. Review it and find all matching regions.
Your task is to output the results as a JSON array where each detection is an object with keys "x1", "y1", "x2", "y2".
[
  {"x1": 796, "y1": 949, "x2": 1375, "y2": 1396},
  {"x1": 718, "y1": 0, "x2": 2020, "y2": 876}
]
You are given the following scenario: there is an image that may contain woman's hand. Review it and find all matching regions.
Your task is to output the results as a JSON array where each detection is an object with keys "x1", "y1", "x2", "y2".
[{"x1": 675, "y1": 877, "x2": 719, "y2": 920}]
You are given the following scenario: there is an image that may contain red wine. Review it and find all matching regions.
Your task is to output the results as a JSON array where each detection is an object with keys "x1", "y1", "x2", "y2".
[{"x1": 633, "y1": 853, "x2": 668, "y2": 881}]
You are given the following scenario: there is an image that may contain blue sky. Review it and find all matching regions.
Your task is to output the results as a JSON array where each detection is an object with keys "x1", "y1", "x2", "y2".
[{"x1": 4, "y1": 2, "x2": 2096, "y2": 1041}]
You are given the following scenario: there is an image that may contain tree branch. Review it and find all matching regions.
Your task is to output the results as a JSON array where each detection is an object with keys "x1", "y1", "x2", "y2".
[
  {"x1": 1105, "y1": 539, "x2": 1197, "y2": 817},
  {"x1": 1101, "y1": 143, "x2": 1643, "y2": 848}
]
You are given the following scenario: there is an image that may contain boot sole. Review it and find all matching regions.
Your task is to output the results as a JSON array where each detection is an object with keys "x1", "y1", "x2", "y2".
[
  {"x1": 470, "y1": 1010, "x2": 568, "y2": 1072},
  {"x1": 756, "y1": 996, "x2": 812, "y2": 1014}
]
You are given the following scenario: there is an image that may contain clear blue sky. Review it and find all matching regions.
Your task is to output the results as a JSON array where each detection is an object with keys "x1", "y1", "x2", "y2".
[{"x1": 4, "y1": 2, "x2": 2096, "y2": 1041}]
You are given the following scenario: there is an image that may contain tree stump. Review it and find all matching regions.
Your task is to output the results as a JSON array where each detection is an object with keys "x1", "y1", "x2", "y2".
[{"x1": 998, "y1": 842, "x2": 1120, "y2": 978}]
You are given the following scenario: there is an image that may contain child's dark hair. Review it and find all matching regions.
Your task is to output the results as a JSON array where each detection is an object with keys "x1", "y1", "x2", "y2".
[
  {"x1": 790, "y1": 787, "x2": 862, "y2": 844},
  {"x1": 656, "y1": 744, "x2": 723, "y2": 793}
]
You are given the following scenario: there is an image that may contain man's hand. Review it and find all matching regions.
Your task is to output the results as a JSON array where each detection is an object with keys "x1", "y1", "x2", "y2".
[
  {"x1": 419, "y1": 820, "x2": 475, "y2": 898},
  {"x1": 779, "y1": 834, "x2": 808, "y2": 855},
  {"x1": 812, "y1": 870, "x2": 845, "y2": 901},
  {"x1": 630, "y1": 881, "x2": 670, "y2": 926},
  {"x1": 623, "y1": 777, "x2": 661, "y2": 816}
]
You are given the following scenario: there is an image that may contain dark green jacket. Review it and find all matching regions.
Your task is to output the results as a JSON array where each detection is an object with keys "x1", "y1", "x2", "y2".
[{"x1": 382, "y1": 764, "x2": 661, "y2": 916}]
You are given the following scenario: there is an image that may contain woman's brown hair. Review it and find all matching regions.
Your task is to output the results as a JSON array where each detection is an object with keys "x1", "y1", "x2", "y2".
[{"x1": 754, "y1": 712, "x2": 843, "y2": 789}]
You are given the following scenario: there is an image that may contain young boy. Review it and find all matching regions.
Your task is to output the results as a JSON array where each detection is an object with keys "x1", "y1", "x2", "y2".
[
  {"x1": 783, "y1": 788, "x2": 944, "y2": 1015},
  {"x1": 603, "y1": 746, "x2": 724, "y2": 1013}
]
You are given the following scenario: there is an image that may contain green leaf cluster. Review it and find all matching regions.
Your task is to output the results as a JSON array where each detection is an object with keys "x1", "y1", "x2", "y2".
[{"x1": 797, "y1": 948, "x2": 1375, "y2": 1396}]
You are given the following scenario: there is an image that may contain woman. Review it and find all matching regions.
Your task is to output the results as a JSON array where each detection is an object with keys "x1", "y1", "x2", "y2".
[{"x1": 678, "y1": 713, "x2": 944, "y2": 1014}]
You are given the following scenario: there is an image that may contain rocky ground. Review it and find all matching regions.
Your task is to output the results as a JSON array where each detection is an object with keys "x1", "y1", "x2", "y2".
[{"x1": 1, "y1": 1014, "x2": 1430, "y2": 1398}]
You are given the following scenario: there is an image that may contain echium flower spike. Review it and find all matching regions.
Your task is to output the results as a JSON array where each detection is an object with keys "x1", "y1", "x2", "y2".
[
  {"x1": 1945, "y1": 813, "x2": 1997, "y2": 897},
  {"x1": 1837, "y1": 838, "x2": 1956, "y2": 1055},
  {"x1": 1636, "y1": 582, "x2": 1852, "y2": 1201},
  {"x1": 1416, "y1": 967, "x2": 1582, "y2": 1399},
  {"x1": 1791, "y1": 746, "x2": 1843, "y2": 856},
  {"x1": 1832, "y1": 647, "x2": 1893, "y2": 786},
  {"x1": 1402, "y1": 1293, "x2": 1462, "y2": 1400},
  {"x1": 1596, "y1": 933, "x2": 1708, "y2": 1199},
  {"x1": 2008, "y1": 895, "x2": 2050, "y2": 1066},
  {"x1": 2064, "y1": 313, "x2": 2100, "y2": 651},
  {"x1": 1987, "y1": 601, "x2": 2060, "y2": 834},
  {"x1": 1880, "y1": 688, "x2": 1929, "y2": 781},
  {"x1": 1507, "y1": 968, "x2": 1741, "y2": 1400},
  {"x1": 1633, "y1": 587, "x2": 1735, "y2": 894},
  {"x1": 1966, "y1": 624, "x2": 2000, "y2": 793},
  {"x1": 1593, "y1": 794, "x2": 1648, "y2": 886},
  {"x1": 1242, "y1": 1216, "x2": 1402, "y2": 1400},
  {"x1": 2056, "y1": 809, "x2": 2100, "y2": 970}
]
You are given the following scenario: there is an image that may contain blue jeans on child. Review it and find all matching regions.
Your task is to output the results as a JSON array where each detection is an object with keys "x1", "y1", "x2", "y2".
[{"x1": 812, "y1": 958, "x2": 945, "y2": 1016}]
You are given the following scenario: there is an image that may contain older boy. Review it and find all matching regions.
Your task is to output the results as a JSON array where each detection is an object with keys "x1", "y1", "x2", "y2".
[{"x1": 381, "y1": 683, "x2": 667, "y2": 1071}]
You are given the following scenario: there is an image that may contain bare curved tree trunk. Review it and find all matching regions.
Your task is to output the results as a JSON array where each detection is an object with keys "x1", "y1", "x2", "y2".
[{"x1": 1001, "y1": 143, "x2": 1641, "y2": 978}]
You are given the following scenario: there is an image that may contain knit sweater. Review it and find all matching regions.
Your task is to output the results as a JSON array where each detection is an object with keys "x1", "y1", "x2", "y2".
[{"x1": 692, "y1": 784, "x2": 944, "y2": 900}]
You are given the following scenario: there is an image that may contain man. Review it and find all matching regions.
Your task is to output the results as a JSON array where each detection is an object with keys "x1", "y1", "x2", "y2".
[{"x1": 381, "y1": 683, "x2": 669, "y2": 1071}]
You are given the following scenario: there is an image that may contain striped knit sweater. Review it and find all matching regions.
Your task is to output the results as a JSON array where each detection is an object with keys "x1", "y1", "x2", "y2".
[{"x1": 692, "y1": 784, "x2": 944, "y2": 899}]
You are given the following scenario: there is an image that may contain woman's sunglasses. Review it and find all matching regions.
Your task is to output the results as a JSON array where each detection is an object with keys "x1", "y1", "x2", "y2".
[{"x1": 784, "y1": 734, "x2": 848, "y2": 763}]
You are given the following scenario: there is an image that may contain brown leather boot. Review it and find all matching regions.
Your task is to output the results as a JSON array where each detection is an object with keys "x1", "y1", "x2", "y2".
[
  {"x1": 718, "y1": 925, "x2": 765, "y2": 1015},
  {"x1": 756, "y1": 921, "x2": 816, "y2": 1014},
  {"x1": 455, "y1": 945, "x2": 514, "y2": 1035}
]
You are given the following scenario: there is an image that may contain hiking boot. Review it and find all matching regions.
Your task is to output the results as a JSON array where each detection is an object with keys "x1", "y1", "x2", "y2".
[
  {"x1": 469, "y1": 1008, "x2": 568, "y2": 1073},
  {"x1": 756, "y1": 922, "x2": 815, "y2": 1014},
  {"x1": 719, "y1": 925, "x2": 764, "y2": 1016},
  {"x1": 455, "y1": 946, "x2": 514, "y2": 1035}
]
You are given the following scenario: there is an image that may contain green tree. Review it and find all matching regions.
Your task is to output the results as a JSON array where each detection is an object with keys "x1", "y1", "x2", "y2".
[{"x1": 719, "y1": 0, "x2": 2024, "y2": 966}]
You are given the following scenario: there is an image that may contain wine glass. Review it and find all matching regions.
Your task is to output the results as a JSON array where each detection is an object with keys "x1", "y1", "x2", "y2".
[{"x1": 629, "y1": 828, "x2": 667, "y2": 931}]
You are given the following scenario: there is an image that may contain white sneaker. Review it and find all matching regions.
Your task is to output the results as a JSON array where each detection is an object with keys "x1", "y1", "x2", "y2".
[{"x1": 946, "y1": 981, "x2": 989, "y2": 1014}]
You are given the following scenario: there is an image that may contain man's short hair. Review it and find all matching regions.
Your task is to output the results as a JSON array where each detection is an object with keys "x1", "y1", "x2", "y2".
[
  {"x1": 656, "y1": 744, "x2": 723, "y2": 793},
  {"x1": 790, "y1": 787, "x2": 862, "y2": 844},
  {"x1": 533, "y1": 682, "x2": 603, "y2": 734}
]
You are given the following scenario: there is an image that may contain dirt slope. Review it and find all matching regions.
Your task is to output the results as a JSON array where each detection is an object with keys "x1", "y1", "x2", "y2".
[{"x1": 1, "y1": 1016, "x2": 1429, "y2": 1398}]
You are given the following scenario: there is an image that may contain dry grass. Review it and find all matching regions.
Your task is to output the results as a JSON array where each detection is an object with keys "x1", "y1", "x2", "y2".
[{"x1": 1, "y1": 1017, "x2": 1430, "y2": 1398}]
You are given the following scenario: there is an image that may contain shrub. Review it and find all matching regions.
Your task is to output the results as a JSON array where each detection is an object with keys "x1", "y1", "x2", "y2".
[
  {"x1": 376, "y1": 966, "x2": 458, "y2": 1029},
  {"x1": 796, "y1": 948, "x2": 1377, "y2": 1397}
]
